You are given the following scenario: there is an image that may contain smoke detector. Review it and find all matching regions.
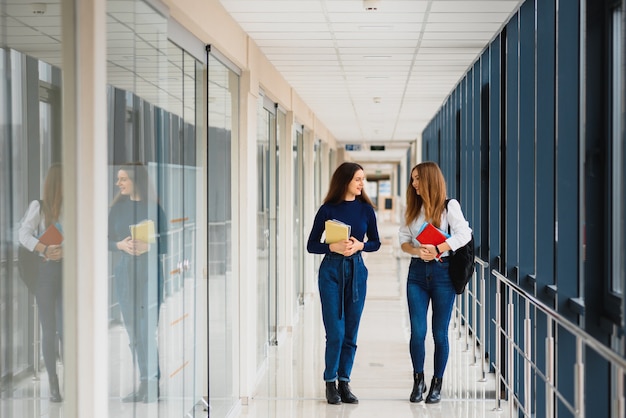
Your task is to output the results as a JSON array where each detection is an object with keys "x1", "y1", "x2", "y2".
[{"x1": 364, "y1": 0, "x2": 380, "y2": 11}]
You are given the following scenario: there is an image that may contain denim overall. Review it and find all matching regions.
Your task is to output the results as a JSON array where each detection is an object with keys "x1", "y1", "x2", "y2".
[{"x1": 318, "y1": 251, "x2": 368, "y2": 382}]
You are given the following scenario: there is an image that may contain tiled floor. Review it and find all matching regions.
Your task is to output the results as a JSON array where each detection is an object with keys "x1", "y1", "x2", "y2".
[{"x1": 236, "y1": 221, "x2": 509, "y2": 418}]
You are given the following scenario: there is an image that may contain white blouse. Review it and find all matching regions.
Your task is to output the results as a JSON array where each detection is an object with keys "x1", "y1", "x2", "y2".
[
  {"x1": 398, "y1": 198, "x2": 472, "y2": 257},
  {"x1": 18, "y1": 200, "x2": 63, "y2": 253}
]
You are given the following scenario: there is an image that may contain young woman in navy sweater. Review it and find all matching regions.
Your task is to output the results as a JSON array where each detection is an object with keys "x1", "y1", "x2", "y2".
[
  {"x1": 307, "y1": 162, "x2": 381, "y2": 405},
  {"x1": 108, "y1": 163, "x2": 167, "y2": 403}
]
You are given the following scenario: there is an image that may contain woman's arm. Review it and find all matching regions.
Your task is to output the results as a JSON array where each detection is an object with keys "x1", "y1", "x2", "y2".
[
  {"x1": 362, "y1": 205, "x2": 381, "y2": 252},
  {"x1": 445, "y1": 199, "x2": 472, "y2": 251},
  {"x1": 306, "y1": 206, "x2": 331, "y2": 254},
  {"x1": 18, "y1": 200, "x2": 45, "y2": 253}
]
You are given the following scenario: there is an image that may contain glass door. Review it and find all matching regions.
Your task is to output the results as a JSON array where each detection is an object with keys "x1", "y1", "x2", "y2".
[
  {"x1": 256, "y1": 93, "x2": 277, "y2": 365},
  {"x1": 105, "y1": 2, "x2": 204, "y2": 415},
  {"x1": 207, "y1": 50, "x2": 239, "y2": 417},
  {"x1": 293, "y1": 126, "x2": 304, "y2": 305}
]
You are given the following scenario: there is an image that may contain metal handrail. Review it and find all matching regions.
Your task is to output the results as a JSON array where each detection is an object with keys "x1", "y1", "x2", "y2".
[
  {"x1": 491, "y1": 270, "x2": 626, "y2": 369},
  {"x1": 490, "y1": 268, "x2": 626, "y2": 418},
  {"x1": 452, "y1": 256, "x2": 489, "y2": 387}
]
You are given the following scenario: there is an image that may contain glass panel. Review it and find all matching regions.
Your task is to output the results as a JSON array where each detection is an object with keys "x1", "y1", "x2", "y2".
[
  {"x1": 106, "y1": 2, "x2": 203, "y2": 416},
  {"x1": 612, "y1": 7, "x2": 624, "y2": 295},
  {"x1": 293, "y1": 129, "x2": 303, "y2": 303},
  {"x1": 256, "y1": 99, "x2": 270, "y2": 364},
  {"x1": 270, "y1": 108, "x2": 281, "y2": 344},
  {"x1": 207, "y1": 51, "x2": 238, "y2": 416},
  {"x1": 0, "y1": 0, "x2": 65, "y2": 412}
]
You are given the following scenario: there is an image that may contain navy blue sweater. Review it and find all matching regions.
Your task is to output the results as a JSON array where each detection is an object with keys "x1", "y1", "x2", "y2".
[{"x1": 307, "y1": 199, "x2": 381, "y2": 254}]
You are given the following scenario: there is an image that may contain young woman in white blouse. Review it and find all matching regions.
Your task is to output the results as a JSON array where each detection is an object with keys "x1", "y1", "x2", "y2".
[{"x1": 398, "y1": 161, "x2": 472, "y2": 404}]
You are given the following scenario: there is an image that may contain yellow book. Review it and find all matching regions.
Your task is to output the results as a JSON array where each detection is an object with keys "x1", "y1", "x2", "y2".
[
  {"x1": 324, "y1": 219, "x2": 351, "y2": 244},
  {"x1": 129, "y1": 219, "x2": 156, "y2": 243}
]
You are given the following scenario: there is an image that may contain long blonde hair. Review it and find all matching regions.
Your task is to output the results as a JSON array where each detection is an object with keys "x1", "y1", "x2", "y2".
[
  {"x1": 41, "y1": 163, "x2": 62, "y2": 227},
  {"x1": 404, "y1": 161, "x2": 447, "y2": 228}
]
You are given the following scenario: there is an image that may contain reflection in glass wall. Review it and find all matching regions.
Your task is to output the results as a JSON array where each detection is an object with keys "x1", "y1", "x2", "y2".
[
  {"x1": 293, "y1": 128, "x2": 304, "y2": 304},
  {"x1": 106, "y1": 1, "x2": 204, "y2": 416},
  {"x1": 257, "y1": 96, "x2": 273, "y2": 362},
  {"x1": 0, "y1": 0, "x2": 65, "y2": 414},
  {"x1": 207, "y1": 51, "x2": 238, "y2": 417}
]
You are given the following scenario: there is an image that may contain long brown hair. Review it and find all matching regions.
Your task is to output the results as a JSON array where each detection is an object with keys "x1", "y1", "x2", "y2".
[
  {"x1": 404, "y1": 161, "x2": 447, "y2": 228},
  {"x1": 323, "y1": 162, "x2": 374, "y2": 207},
  {"x1": 42, "y1": 163, "x2": 62, "y2": 227}
]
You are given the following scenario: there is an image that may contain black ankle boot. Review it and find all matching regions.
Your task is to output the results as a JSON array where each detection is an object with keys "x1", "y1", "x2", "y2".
[
  {"x1": 49, "y1": 374, "x2": 63, "y2": 403},
  {"x1": 409, "y1": 372, "x2": 426, "y2": 403},
  {"x1": 122, "y1": 381, "x2": 147, "y2": 403},
  {"x1": 325, "y1": 381, "x2": 342, "y2": 404},
  {"x1": 425, "y1": 377, "x2": 442, "y2": 404},
  {"x1": 143, "y1": 380, "x2": 160, "y2": 403},
  {"x1": 338, "y1": 380, "x2": 358, "y2": 404}
]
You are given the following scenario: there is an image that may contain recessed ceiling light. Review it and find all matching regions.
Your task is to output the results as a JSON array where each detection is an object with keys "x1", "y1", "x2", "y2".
[
  {"x1": 358, "y1": 25, "x2": 392, "y2": 31},
  {"x1": 121, "y1": 55, "x2": 150, "y2": 62},
  {"x1": 366, "y1": 76, "x2": 389, "y2": 80},
  {"x1": 363, "y1": 55, "x2": 391, "y2": 60},
  {"x1": 363, "y1": 0, "x2": 380, "y2": 11},
  {"x1": 32, "y1": 3, "x2": 46, "y2": 14}
]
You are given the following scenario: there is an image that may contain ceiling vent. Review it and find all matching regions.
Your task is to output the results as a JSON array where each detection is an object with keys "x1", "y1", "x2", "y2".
[{"x1": 364, "y1": 0, "x2": 380, "y2": 11}]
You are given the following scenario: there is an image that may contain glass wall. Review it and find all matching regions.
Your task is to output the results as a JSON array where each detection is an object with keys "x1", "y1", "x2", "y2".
[
  {"x1": 105, "y1": 1, "x2": 204, "y2": 416},
  {"x1": 0, "y1": 1, "x2": 65, "y2": 416},
  {"x1": 293, "y1": 127, "x2": 304, "y2": 304},
  {"x1": 1, "y1": 1, "x2": 206, "y2": 416},
  {"x1": 257, "y1": 93, "x2": 276, "y2": 361},
  {"x1": 207, "y1": 50, "x2": 239, "y2": 417}
]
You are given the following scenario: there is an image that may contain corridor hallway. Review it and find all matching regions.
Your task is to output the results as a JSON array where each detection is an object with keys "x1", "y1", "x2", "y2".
[{"x1": 237, "y1": 220, "x2": 507, "y2": 418}]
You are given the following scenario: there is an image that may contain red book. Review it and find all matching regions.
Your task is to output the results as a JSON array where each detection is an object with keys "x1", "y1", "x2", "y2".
[
  {"x1": 416, "y1": 223, "x2": 447, "y2": 246},
  {"x1": 39, "y1": 224, "x2": 63, "y2": 245}
]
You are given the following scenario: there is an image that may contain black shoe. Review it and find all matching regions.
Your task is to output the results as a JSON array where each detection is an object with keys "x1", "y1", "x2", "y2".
[
  {"x1": 122, "y1": 382, "x2": 147, "y2": 403},
  {"x1": 49, "y1": 375, "x2": 63, "y2": 403},
  {"x1": 325, "y1": 381, "x2": 342, "y2": 405},
  {"x1": 143, "y1": 381, "x2": 160, "y2": 403},
  {"x1": 425, "y1": 377, "x2": 442, "y2": 404},
  {"x1": 338, "y1": 380, "x2": 358, "y2": 404},
  {"x1": 409, "y1": 372, "x2": 426, "y2": 403}
]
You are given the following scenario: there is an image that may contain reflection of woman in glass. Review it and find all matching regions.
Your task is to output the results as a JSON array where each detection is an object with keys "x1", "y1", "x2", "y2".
[
  {"x1": 18, "y1": 163, "x2": 64, "y2": 402},
  {"x1": 108, "y1": 163, "x2": 167, "y2": 403}
]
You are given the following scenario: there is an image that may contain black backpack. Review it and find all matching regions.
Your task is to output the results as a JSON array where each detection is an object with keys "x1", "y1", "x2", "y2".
[
  {"x1": 445, "y1": 199, "x2": 475, "y2": 294},
  {"x1": 17, "y1": 200, "x2": 42, "y2": 292}
]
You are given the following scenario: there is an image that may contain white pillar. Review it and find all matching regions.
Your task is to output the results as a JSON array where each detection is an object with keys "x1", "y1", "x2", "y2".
[{"x1": 62, "y1": 0, "x2": 108, "y2": 416}]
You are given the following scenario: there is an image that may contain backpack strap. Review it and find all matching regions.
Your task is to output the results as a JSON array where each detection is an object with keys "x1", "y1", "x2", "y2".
[{"x1": 445, "y1": 198, "x2": 451, "y2": 235}]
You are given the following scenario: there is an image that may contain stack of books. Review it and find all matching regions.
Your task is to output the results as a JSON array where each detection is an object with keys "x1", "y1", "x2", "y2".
[{"x1": 324, "y1": 219, "x2": 351, "y2": 243}]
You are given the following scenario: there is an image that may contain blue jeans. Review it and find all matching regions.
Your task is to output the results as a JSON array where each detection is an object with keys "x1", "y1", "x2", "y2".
[
  {"x1": 114, "y1": 253, "x2": 161, "y2": 384},
  {"x1": 318, "y1": 252, "x2": 368, "y2": 382},
  {"x1": 406, "y1": 257, "x2": 456, "y2": 378}
]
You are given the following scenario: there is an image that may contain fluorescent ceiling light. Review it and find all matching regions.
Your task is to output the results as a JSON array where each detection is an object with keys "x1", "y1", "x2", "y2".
[{"x1": 358, "y1": 25, "x2": 393, "y2": 31}]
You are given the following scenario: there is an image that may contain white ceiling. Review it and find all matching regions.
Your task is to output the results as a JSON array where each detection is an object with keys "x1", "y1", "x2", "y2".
[
  {"x1": 218, "y1": 0, "x2": 522, "y2": 163},
  {"x1": 2, "y1": 0, "x2": 522, "y2": 166}
]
